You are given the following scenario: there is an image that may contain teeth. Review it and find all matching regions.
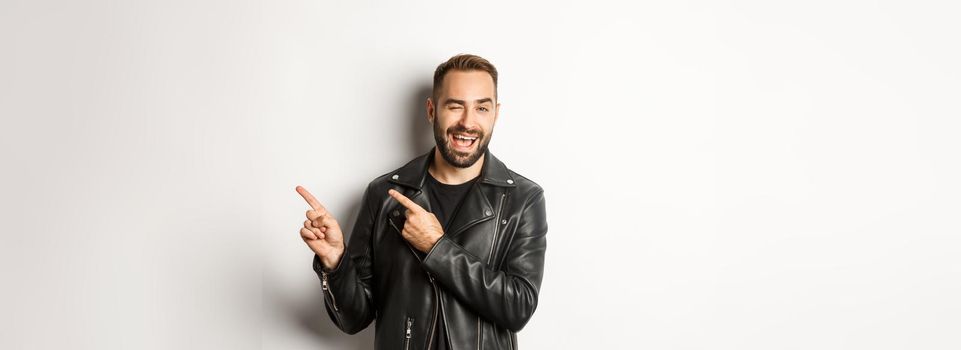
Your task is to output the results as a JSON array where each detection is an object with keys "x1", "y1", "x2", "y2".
[{"x1": 454, "y1": 135, "x2": 477, "y2": 140}]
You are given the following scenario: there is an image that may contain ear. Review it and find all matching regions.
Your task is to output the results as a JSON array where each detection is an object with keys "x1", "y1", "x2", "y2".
[
  {"x1": 426, "y1": 97, "x2": 435, "y2": 123},
  {"x1": 494, "y1": 102, "x2": 501, "y2": 125}
]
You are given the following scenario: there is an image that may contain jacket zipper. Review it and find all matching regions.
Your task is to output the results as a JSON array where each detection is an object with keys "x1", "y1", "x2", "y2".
[
  {"x1": 476, "y1": 192, "x2": 506, "y2": 350},
  {"x1": 320, "y1": 270, "x2": 340, "y2": 312},
  {"x1": 476, "y1": 316, "x2": 482, "y2": 350},
  {"x1": 425, "y1": 275, "x2": 440, "y2": 350},
  {"x1": 487, "y1": 193, "x2": 507, "y2": 264},
  {"x1": 405, "y1": 317, "x2": 413, "y2": 350}
]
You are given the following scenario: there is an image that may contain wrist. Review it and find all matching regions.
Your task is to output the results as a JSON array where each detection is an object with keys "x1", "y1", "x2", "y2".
[
  {"x1": 422, "y1": 233, "x2": 443, "y2": 252},
  {"x1": 322, "y1": 253, "x2": 343, "y2": 271}
]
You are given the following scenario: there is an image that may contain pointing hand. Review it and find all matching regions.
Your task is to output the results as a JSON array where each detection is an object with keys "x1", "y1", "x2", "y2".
[
  {"x1": 296, "y1": 185, "x2": 345, "y2": 270},
  {"x1": 388, "y1": 189, "x2": 444, "y2": 253}
]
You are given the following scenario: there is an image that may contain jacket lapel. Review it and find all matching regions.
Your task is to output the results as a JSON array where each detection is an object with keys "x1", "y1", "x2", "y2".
[{"x1": 444, "y1": 182, "x2": 494, "y2": 237}]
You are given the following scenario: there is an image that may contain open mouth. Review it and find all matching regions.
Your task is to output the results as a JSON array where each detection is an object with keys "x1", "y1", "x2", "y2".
[{"x1": 449, "y1": 133, "x2": 479, "y2": 152}]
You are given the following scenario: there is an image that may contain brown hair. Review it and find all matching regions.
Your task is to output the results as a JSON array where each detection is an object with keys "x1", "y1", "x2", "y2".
[{"x1": 432, "y1": 53, "x2": 499, "y2": 102}]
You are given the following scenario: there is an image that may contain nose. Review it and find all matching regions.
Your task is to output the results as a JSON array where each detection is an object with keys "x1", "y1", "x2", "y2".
[{"x1": 457, "y1": 107, "x2": 480, "y2": 130}]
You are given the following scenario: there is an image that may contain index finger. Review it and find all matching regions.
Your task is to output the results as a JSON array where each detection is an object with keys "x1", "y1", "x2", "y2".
[
  {"x1": 388, "y1": 189, "x2": 424, "y2": 212},
  {"x1": 296, "y1": 185, "x2": 325, "y2": 211}
]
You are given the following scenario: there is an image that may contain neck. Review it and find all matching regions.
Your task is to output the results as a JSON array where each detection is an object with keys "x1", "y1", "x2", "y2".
[{"x1": 429, "y1": 149, "x2": 484, "y2": 185}]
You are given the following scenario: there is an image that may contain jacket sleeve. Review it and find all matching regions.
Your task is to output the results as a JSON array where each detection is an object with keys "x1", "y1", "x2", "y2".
[
  {"x1": 312, "y1": 183, "x2": 377, "y2": 334},
  {"x1": 421, "y1": 188, "x2": 548, "y2": 332}
]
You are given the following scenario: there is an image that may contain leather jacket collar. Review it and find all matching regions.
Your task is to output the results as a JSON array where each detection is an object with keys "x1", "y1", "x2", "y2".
[
  {"x1": 387, "y1": 146, "x2": 517, "y2": 191},
  {"x1": 386, "y1": 146, "x2": 518, "y2": 238}
]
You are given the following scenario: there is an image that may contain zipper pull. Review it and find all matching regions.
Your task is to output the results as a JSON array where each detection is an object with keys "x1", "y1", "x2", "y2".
[
  {"x1": 321, "y1": 270, "x2": 340, "y2": 311},
  {"x1": 405, "y1": 318, "x2": 413, "y2": 339}
]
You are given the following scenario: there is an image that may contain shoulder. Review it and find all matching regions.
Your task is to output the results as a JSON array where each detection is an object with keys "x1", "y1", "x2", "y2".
[
  {"x1": 504, "y1": 166, "x2": 546, "y2": 207},
  {"x1": 509, "y1": 169, "x2": 543, "y2": 193},
  {"x1": 504, "y1": 167, "x2": 548, "y2": 225}
]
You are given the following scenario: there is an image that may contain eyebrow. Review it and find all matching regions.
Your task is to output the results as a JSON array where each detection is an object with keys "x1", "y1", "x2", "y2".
[{"x1": 443, "y1": 97, "x2": 494, "y2": 105}]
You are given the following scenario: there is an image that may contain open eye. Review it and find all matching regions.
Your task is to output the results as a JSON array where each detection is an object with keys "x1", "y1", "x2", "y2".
[{"x1": 478, "y1": 107, "x2": 489, "y2": 112}]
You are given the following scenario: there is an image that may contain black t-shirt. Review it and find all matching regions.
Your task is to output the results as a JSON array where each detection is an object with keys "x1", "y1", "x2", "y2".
[{"x1": 423, "y1": 171, "x2": 478, "y2": 350}]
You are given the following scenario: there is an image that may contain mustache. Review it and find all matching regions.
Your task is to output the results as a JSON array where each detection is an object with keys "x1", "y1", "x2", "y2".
[{"x1": 447, "y1": 126, "x2": 483, "y2": 138}]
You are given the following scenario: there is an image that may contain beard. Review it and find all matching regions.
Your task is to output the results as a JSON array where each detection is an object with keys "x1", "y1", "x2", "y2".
[{"x1": 432, "y1": 119, "x2": 491, "y2": 168}]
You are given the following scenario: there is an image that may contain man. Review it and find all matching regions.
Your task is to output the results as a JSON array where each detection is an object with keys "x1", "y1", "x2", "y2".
[{"x1": 295, "y1": 54, "x2": 548, "y2": 350}]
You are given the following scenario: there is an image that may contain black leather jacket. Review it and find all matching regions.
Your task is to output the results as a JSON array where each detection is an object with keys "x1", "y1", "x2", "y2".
[{"x1": 313, "y1": 147, "x2": 548, "y2": 349}]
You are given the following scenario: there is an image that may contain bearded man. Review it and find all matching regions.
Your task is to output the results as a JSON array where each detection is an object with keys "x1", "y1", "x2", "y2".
[{"x1": 296, "y1": 53, "x2": 548, "y2": 350}]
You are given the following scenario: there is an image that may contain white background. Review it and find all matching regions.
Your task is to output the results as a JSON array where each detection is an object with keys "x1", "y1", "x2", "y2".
[{"x1": 2, "y1": 1, "x2": 959, "y2": 349}]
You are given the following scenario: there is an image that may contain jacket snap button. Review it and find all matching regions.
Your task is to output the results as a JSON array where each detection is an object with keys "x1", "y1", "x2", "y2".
[
  {"x1": 506, "y1": 179, "x2": 514, "y2": 184},
  {"x1": 501, "y1": 219, "x2": 507, "y2": 224},
  {"x1": 392, "y1": 210, "x2": 400, "y2": 217},
  {"x1": 391, "y1": 174, "x2": 399, "y2": 180},
  {"x1": 484, "y1": 210, "x2": 492, "y2": 216}
]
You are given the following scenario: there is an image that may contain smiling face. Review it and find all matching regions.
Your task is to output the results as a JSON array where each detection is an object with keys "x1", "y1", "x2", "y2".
[{"x1": 427, "y1": 70, "x2": 500, "y2": 168}]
